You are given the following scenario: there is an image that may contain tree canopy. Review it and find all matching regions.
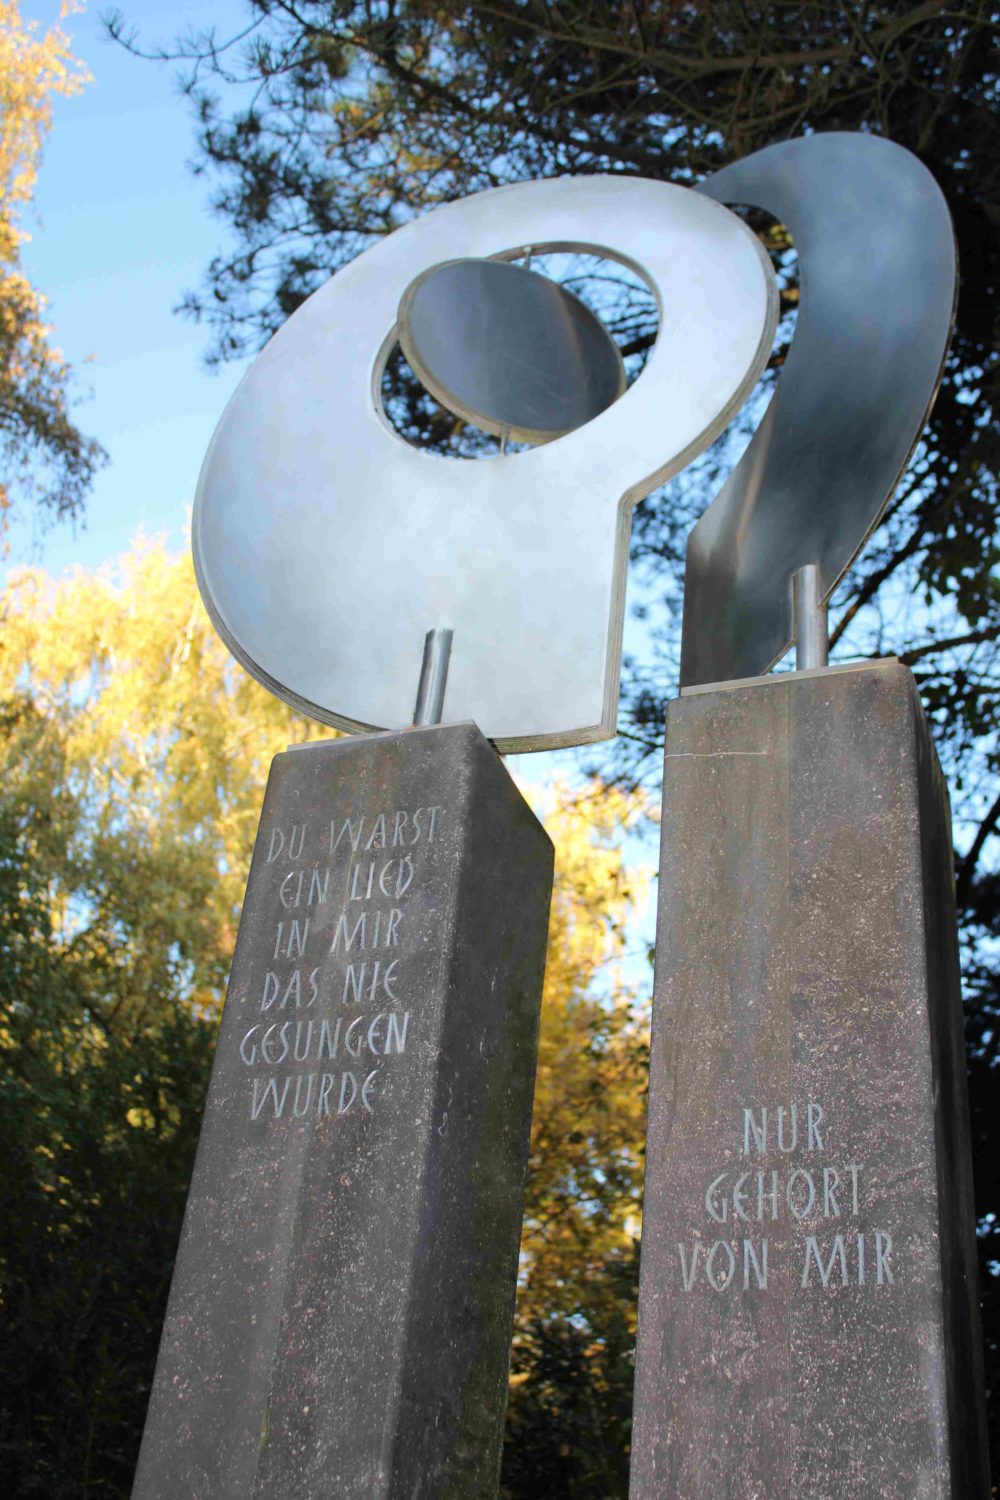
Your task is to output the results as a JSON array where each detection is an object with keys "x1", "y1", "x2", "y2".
[{"x1": 0, "y1": 0, "x2": 103, "y2": 532}]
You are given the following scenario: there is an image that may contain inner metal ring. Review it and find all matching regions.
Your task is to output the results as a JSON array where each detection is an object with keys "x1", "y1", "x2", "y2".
[{"x1": 397, "y1": 256, "x2": 627, "y2": 445}]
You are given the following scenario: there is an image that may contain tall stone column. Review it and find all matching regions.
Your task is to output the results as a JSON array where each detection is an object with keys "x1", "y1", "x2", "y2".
[
  {"x1": 630, "y1": 662, "x2": 989, "y2": 1499},
  {"x1": 133, "y1": 722, "x2": 553, "y2": 1499}
]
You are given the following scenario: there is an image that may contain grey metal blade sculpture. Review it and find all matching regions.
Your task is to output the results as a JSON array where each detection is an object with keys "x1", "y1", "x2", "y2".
[{"x1": 682, "y1": 132, "x2": 957, "y2": 688}]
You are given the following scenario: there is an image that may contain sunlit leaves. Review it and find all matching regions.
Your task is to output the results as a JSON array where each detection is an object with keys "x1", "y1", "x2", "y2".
[{"x1": 0, "y1": 1, "x2": 103, "y2": 528}]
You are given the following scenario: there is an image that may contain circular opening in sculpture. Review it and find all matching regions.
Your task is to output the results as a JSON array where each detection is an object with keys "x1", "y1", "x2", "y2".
[{"x1": 377, "y1": 246, "x2": 660, "y2": 459}]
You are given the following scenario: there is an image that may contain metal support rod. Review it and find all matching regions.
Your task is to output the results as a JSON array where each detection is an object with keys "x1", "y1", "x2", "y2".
[
  {"x1": 413, "y1": 628, "x2": 453, "y2": 725},
  {"x1": 792, "y1": 563, "x2": 829, "y2": 671}
]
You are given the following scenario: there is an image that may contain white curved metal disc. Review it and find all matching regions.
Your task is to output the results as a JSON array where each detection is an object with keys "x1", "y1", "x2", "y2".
[{"x1": 193, "y1": 175, "x2": 777, "y2": 751}]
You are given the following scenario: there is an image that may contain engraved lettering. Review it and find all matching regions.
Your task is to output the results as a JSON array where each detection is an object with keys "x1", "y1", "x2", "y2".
[
  {"x1": 345, "y1": 1016, "x2": 364, "y2": 1057},
  {"x1": 331, "y1": 817, "x2": 364, "y2": 854},
  {"x1": 801, "y1": 1234, "x2": 848, "y2": 1288},
  {"x1": 342, "y1": 963, "x2": 364, "y2": 1005},
  {"x1": 331, "y1": 912, "x2": 367, "y2": 953},
  {"x1": 732, "y1": 1172, "x2": 752, "y2": 1222},
  {"x1": 807, "y1": 1100, "x2": 825, "y2": 1150},
  {"x1": 349, "y1": 861, "x2": 376, "y2": 902},
  {"x1": 875, "y1": 1230, "x2": 893, "y2": 1285},
  {"x1": 743, "y1": 1106, "x2": 767, "y2": 1155},
  {"x1": 378, "y1": 855, "x2": 415, "y2": 899},
  {"x1": 776, "y1": 1104, "x2": 797, "y2": 1152},
  {"x1": 678, "y1": 1242, "x2": 701, "y2": 1292},
  {"x1": 293, "y1": 1073, "x2": 315, "y2": 1117},
  {"x1": 366, "y1": 814, "x2": 387, "y2": 849},
  {"x1": 274, "y1": 918, "x2": 310, "y2": 959},
  {"x1": 743, "y1": 1238, "x2": 768, "y2": 1290},
  {"x1": 318, "y1": 1018, "x2": 341, "y2": 1059},
  {"x1": 787, "y1": 1168, "x2": 815, "y2": 1219},
  {"x1": 706, "y1": 1240, "x2": 736, "y2": 1292},
  {"x1": 343, "y1": 960, "x2": 368, "y2": 1006},
  {"x1": 367, "y1": 1013, "x2": 387, "y2": 1054},
  {"x1": 385, "y1": 1012, "x2": 410, "y2": 1053},
  {"x1": 332, "y1": 910, "x2": 402, "y2": 953},
  {"x1": 251, "y1": 1075, "x2": 292, "y2": 1119},
  {"x1": 340, "y1": 959, "x2": 400, "y2": 1005},
  {"x1": 706, "y1": 1174, "x2": 728, "y2": 1222},
  {"x1": 243, "y1": 801, "x2": 436, "y2": 1128},
  {"x1": 240, "y1": 1026, "x2": 259, "y2": 1065},
  {"x1": 758, "y1": 1170, "x2": 779, "y2": 1221},
  {"x1": 679, "y1": 1105, "x2": 897, "y2": 1296}
]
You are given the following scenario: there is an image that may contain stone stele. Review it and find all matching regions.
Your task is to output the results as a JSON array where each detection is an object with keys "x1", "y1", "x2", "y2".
[
  {"x1": 630, "y1": 661, "x2": 989, "y2": 1499},
  {"x1": 132, "y1": 722, "x2": 553, "y2": 1499}
]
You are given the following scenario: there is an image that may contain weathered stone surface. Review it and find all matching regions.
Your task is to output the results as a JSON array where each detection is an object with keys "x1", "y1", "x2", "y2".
[
  {"x1": 132, "y1": 722, "x2": 553, "y2": 1499},
  {"x1": 630, "y1": 662, "x2": 988, "y2": 1499}
]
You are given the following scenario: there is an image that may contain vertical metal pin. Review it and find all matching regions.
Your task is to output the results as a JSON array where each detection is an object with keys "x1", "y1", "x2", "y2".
[
  {"x1": 413, "y1": 628, "x2": 453, "y2": 725},
  {"x1": 792, "y1": 563, "x2": 829, "y2": 671}
]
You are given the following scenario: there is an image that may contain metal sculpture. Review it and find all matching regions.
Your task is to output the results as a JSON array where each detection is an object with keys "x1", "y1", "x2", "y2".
[
  {"x1": 193, "y1": 134, "x2": 956, "y2": 746},
  {"x1": 396, "y1": 256, "x2": 626, "y2": 445},
  {"x1": 193, "y1": 176, "x2": 776, "y2": 749},
  {"x1": 685, "y1": 132, "x2": 957, "y2": 686}
]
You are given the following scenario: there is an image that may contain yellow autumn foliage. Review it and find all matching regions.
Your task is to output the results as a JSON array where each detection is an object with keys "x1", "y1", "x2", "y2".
[
  {"x1": 0, "y1": 541, "x2": 328, "y2": 996},
  {"x1": 0, "y1": 2, "x2": 96, "y2": 525},
  {"x1": 517, "y1": 780, "x2": 651, "y2": 1329},
  {"x1": 0, "y1": 2, "x2": 87, "y2": 248},
  {"x1": 1, "y1": 539, "x2": 651, "y2": 1313}
]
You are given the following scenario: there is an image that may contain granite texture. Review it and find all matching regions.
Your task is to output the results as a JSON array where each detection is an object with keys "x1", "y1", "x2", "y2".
[
  {"x1": 630, "y1": 663, "x2": 989, "y2": 1499},
  {"x1": 132, "y1": 722, "x2": 553, "y2": 1499}
]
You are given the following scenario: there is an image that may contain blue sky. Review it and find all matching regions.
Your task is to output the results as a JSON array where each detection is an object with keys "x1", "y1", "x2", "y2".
[{"x1": 11, "y1": 0, "x2": 251, "y2": 570}]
